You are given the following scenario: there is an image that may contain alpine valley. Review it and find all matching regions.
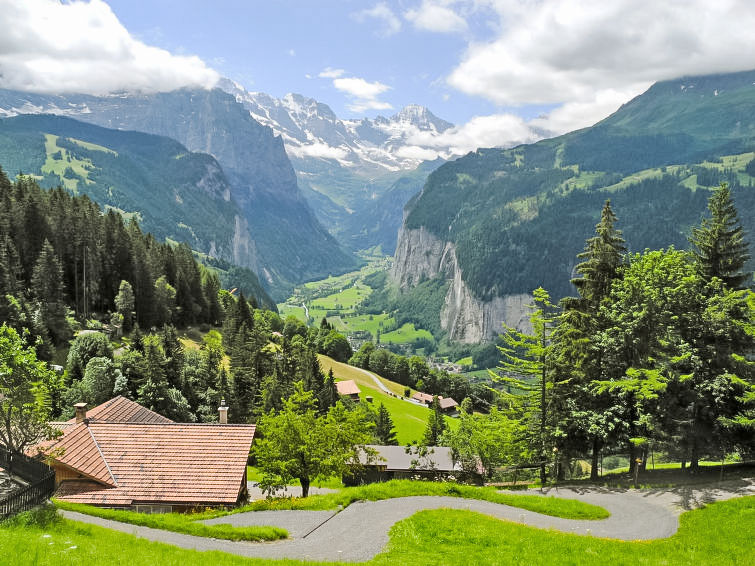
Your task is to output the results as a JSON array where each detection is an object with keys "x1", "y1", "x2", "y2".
[
  {"x1": 3, "y1": 69, "x2": 755, "y2": 346},
  {"x1": 390, "y1": 69, "x2": 755, "y2": 343}
]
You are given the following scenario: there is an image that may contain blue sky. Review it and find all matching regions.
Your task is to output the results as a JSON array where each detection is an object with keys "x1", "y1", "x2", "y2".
[
  {"x1": 104, "y1": 0, "x2": 506, "y2": 124},
  {"x1": 2, "y1": 1, "x2": 755, "y2": 149}
]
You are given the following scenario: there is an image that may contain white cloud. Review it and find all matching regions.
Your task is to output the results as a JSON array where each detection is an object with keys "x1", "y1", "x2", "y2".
[
  {"x1": 395, "y1": 145, "x2": 442, "y2": 161},
  {"x1": 353, "y1": 2, "x2": 402, "y2": 37},
  {"x1": 405, "y1": 1, "x2": 468, "y2": 34},
  {"x1": 447, "y1": 0, "x2": 755, "y2": 135},
  {"x1": 288, "y1": 49, "x2": 296, "y2": 57},
  {"x1": 287, "y1": 142, "x2": 350, "y2": 161},
  {"x1": 0, "y1": 0, "x2": 219, "y2": 95},
  {"x1": 408, "y1": 113, "x2": 541, "y2": 156},
  {"x1": 319, "y1": 67, "x2": 346, "y2": 79},
  {"x1": 333, "y1": 76, "x2": 393, "y2": 112}
]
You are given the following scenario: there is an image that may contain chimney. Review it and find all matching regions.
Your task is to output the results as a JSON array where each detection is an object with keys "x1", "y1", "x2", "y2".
[
  {"x1": 74, "y1": 402, "x2": 88, "y2": 423},
  {"x1": 218, "y1": 399, "x2": 228, "y2": 424}
]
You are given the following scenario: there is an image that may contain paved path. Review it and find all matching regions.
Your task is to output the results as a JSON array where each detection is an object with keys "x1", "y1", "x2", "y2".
[{"x1": 60, "y1": 479, "x2": 755, "y2": 563}]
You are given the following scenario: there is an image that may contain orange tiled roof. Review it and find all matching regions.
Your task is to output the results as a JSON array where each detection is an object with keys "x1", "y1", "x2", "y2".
[
  {"x1": 65, "y1": 396, "x2": 173, "y2": 424},
  {"x1": 47, "y1": 420, "x2": 255, "y2": 506},
  {"x1": 336, "y1": 380, "x2": 361, "y2": 396}
]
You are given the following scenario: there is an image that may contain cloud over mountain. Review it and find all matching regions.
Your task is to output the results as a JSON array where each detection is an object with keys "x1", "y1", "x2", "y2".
[
  {"x1": 0, "y1": 0, "x2": 218, "y2": 95},
  {"x1": 448, "y1": 0, "x2": 755, "y2": 133}
]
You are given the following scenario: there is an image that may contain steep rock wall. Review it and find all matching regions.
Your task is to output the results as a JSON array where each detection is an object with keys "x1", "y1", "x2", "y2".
[{"x1": 391, "y1": 226, "x2": 531, "y2": 343}]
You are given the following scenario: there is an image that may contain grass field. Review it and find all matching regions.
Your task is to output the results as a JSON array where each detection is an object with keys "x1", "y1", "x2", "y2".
[
  {"x1": 41, "y1": 133, "x2": 95, "y2": 192},
  {"x1": 2, "y1": 495, "x2": 752, "y2": 565},
  {"x1": 379, "y1": 323, "x2": 434, "y2": 345},
  {"x1": 277, "y1": 257, "x2": 436, "y2": 346},
  {"x1": 52, "y1": 501, "x2": 286, "y2": 542},
  {"x1": 318, "y1": 355, "x2": 457, "y2": 444},
  {"x1": 218, "y1": 480, "x2": 608, "y2": 520}
]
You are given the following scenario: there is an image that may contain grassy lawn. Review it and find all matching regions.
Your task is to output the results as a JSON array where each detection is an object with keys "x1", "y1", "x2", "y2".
[
  {"x1": 219, "y1": 480, "x2": 608, "y2": 520},
  {"x1": 330, "y1": 313, "x2": 394, "y2": 339},
  {"x1": 53, "y1": 501, "x2": 286, "y2": 542},
  {"x1": 319, "y1": 355, "x2": 458, "y2": 444},
  {"x1": 380, "y1": 323, "x2": 434, "y2": 345},
  {"x1": 4, "y1": 496, "x2": 751, "y2": 565}
]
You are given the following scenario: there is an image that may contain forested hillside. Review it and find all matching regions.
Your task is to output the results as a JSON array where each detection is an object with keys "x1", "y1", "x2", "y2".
[
  {"x1": 0, "y1": 113, "x2": 248, "y2": 265},
  {"x1": 400, "y1": 70, "x2": 755, "y2": 304},
  {"x1": 0, "y1": 88, "x2": 359, "y2": 297},
  {"x1": 0, "y1": 169, "x2": 273, "y2": 357}
]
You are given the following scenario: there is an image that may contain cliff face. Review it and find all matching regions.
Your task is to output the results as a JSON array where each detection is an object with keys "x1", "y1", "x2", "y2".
[
  {"x1": 0, "y1": 87, "x2": 357, "y2": 297},
  {"x1": 392, "y1": 225, "x2": 530, "y2": 342}
]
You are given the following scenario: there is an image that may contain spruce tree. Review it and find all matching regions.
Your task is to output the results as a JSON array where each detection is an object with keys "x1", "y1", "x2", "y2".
[
  {"x1": 556, "y1": 200, "x2": 627, "y2": 479},
  {"x1": 422, "y1": 396, "x2": 447, "y2": 446},
  {"x1": 496, "y1": 287, "x2": 557, "y2": 486},
  {"x1": 571, "y1": 200, "x2": 626, "y2": 308},
  {"x1": 689, "y1": 183, "x2": 751, "y2": 289},
  {"x1": 375, "y1": 403, "x2": 398, "y2": 445}
]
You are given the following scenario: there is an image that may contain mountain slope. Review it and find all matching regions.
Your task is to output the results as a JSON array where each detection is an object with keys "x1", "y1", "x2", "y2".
[
  {"x1": 219, "y1": 80, "x2": 454, "y2": 249},
  {"x1": 0, "y1": 113, "x2": 273, "y2": 308},
  {"x1": 0, "y1": 87, "x2": 357, "y2": 298},
  {"x1": 391, "y1": 69, "x2": 755, "y2": 343}
]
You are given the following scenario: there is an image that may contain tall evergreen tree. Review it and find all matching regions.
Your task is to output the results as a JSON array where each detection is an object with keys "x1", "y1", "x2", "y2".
[
  {"x1": 555, "y1": 200, "x2": 627, "y2": 479},
  {"x1": 31, "y1": 239, "x2": 71, "y2": 346},
  {"x1": 422, "y1": 396, "x2": 447, "y2": 446},
  {"x1": 374, "y1": 403, "x2": 398, "y2": 445},
  {"x1": 689, "y1": 183, "x2": 751, "y2": 289},
  {"x1": 496, "y1": 287, "x2": 557, "y2": 486}
]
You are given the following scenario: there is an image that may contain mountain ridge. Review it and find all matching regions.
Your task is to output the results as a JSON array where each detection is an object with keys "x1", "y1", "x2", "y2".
[
  {"x1": 390, "y1": 68, "x2": 755, "y2": 343},
  {"x1": 0, "y1": 86, "x2": 358, "y2": 298}
]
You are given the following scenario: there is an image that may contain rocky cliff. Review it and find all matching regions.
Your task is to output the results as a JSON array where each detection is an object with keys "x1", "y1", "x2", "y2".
[
  {"x1": 392, "y1": 225, "x2": 530, "y2": 342},
  {"x1": 0, "y1": 87, "x2": 357, "y2": 297}
]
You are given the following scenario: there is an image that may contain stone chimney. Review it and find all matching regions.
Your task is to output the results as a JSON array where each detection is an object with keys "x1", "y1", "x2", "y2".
[
  {"x1": 218, "y1": 399, "x2": 228, "y2": 424},
  {"x1": 74, "y1": 402, "x2": 88, "y2": 423}
]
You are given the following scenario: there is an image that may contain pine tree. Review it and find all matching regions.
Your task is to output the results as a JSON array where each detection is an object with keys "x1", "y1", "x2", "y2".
[
  {"x1": 374, "y1": 403, "x2": 398, "y2": 445},
  {"x1": 422, "y1": 396, "x2": 447, "y2": 446},
  {"x1": 496, "y1": 287, "x2": 557, "y2": 486},
  {"x1": 689, "y1": 183, "x2": 751, "y2": 289},
  {"x1": 31, "y1": 239, "x2": 71, "y2": 345},
  {"x1": 319, "y1": 368, "x2": 339, "y2": 411},
  {"x1": 556, "y1": 200, "x2": 627, "y2": 479},
  {"x1": 115, "y1": 280, "x2": 135, "y2": 331},
  {"x1": 571, "y1": 200, "x2": 626, "y2": 308}
]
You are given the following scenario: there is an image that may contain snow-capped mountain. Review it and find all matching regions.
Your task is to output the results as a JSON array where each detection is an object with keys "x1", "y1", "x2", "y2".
[{"x1": 218, "y1": 78, "x2": 454, "y2": 174}]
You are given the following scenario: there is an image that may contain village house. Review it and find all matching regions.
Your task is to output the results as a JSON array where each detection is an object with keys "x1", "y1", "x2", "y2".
[
  {"x1": 411, "y1": 392, "x2": 459, "y2": 414},
  {"x1": 37, "y1": 397, "x2": 255, "y2": 513},
  {"x1": 335, "y1": 379, "x2": 361, "y2": 400},
  {"x1": 344, "y1": 444, "x2": 464, "y2": 485}
]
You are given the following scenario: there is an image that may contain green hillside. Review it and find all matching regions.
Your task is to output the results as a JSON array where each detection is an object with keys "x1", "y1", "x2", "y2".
[
  {"x1": 319, "y1": 355, "x2": 458, "y2": 444},
  {"x1": 0, "y1": 113, "x2": 272, "y2": 307},
  {"x1": 402, "y1": 69, "x2": 755, "y2": 303}
]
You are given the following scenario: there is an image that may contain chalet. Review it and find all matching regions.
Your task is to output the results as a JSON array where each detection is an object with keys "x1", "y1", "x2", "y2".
[
  {"x1": 411, "y1": 391, "x2": 434, "y2": 404},
  {"x1": 335, "y1": 379, "x2": 361, "y2": 400},
  {"x1": 344, "y1": 444, "x2": 461, "y2": 485},
  {"x1": 438, "y1": 397, "x2": 459, "y2": 414},
  {"x1": 411, "y1": 392, "x2": 459, "y2": 414},
  {"x1": 38, "y1": 397, "x2": 255, "y2": 513}
]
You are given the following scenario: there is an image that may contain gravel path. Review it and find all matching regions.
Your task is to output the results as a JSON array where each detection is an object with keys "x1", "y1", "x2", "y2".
[{"x1": 60, "y1": 479, "x2": 755, "y2": 563}]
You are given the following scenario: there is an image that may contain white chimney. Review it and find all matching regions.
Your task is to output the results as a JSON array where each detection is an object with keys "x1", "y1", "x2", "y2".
[
  {"x1": 219, "y1": 399, "x2": 228, "y2": 424},
  {"x1": 74, "y1": 402, "x2": 88, "y2": 423}
]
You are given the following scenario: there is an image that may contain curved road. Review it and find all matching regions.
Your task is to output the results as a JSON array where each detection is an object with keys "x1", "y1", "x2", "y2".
[{"x1": 60, "y1": 480, "x2": 754, "y2": 563}]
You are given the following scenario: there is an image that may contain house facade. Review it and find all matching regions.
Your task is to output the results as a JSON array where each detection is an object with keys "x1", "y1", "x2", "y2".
[{"x1": 39, "y1": 397, "x2": 255, "y2": 513}]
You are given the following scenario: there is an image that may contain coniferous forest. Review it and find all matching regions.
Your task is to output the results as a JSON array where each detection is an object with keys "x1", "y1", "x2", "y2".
[{"x1": 0, "y1": 168, "x2": 371, "y2": 428}]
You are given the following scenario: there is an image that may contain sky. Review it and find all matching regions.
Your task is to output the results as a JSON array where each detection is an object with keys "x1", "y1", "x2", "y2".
[{"x1": 2, "y1": 1, "x2": 755, "y2": 151}]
